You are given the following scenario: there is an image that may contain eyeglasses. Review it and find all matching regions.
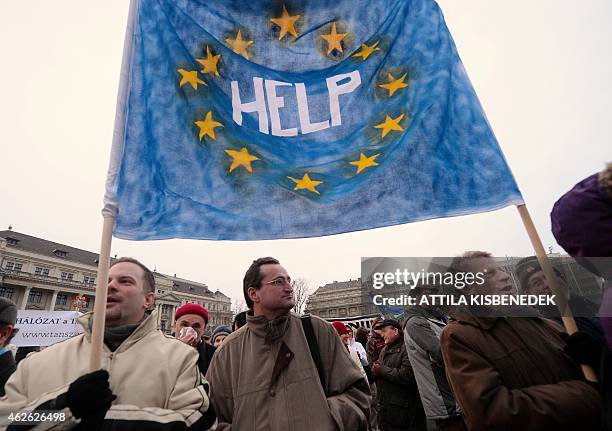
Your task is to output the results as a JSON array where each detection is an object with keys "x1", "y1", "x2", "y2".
[{"x1": 263, "y1": 276, "x2": 292, "y2": 287}]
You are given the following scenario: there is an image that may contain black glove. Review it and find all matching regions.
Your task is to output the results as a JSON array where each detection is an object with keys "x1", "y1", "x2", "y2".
[
  {"x1": 58, "y1": 370, "x2": 116, "y2": 420},
  {"x1": 561, "y1": 331, "x2": 603, "y2": 370}
]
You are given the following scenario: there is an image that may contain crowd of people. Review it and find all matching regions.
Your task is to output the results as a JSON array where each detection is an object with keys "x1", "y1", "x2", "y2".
[{"x1": 0, "y1": 165, "x2": 609, "y2": 430}]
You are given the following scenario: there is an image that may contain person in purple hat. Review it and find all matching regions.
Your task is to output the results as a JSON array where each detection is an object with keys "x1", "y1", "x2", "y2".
[
  {"x1": 551, "y1": 162, "x2": 612, "y2": 257},
  {"x1": 551, "y1": 163, "x2": 612, "y2": 346},
  {"x1": 551, "y1": 162, "x2": 612, "y2": 430}
]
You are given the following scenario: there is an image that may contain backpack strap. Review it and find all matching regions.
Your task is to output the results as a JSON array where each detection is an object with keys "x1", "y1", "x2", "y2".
[{"x1": 300, "y1": 314, "x2": 326, "y2": 392}]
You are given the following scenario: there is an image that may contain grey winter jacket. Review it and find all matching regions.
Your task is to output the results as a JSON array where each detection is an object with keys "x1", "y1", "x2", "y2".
[{"x1": 403, "y1": 305, "x2": 461, "y2": 420}]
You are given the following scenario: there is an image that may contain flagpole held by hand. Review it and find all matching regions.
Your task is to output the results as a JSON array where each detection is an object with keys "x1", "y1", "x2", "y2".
[
  {"x1": 93, "y1": 0, "x2": 137, "y2": 371},
  {"x1": 516, "y1": 204, "x2": 597, "y2": 383},
  {"x1": 89, "y1": 216, "x2": 115, "y2": 371}
]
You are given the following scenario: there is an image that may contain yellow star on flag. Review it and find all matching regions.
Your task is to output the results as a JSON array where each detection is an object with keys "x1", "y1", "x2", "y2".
[
  {"x1": 225, "y1": 30, "x2": 254, "y2": 60},
  {"x1": 321, "y1": 22, "x2": 347, "y2": 55},
  {"x1": 195, "y1": 111, "x2": 223, "y2": 141},
  {"x1": 225, "y1": 147, "x2": 260, "y2": 173},
  {"x1": 350, "y1": 152, "x2": 380, "y2": 174},
  {"x1": 379, "y1": 72, "x2": 409, "y2": 96},
  {"x1": 288, "y1": 173, "x2": 323, "y2": 195},
  {"x1": 197, "y1": 46, "x2": 220, "y2": 77},
  {"x1": 352, "y1": 40, "x2": 380, "y2": 61},
  {"x1": 374, "y1": 113, "x2": 405, "y2": 138},
  {"x1": 270, "y1": 5, "x2": 300, "y2": 40},
  {"x1": 177, "y1": 69, "x2": 206, "y2": 90}
]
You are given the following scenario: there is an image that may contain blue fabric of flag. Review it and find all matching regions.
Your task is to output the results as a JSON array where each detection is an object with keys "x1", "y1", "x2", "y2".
[{"x1": 108, "y1": 0, "x2": 523, "y2": 240}]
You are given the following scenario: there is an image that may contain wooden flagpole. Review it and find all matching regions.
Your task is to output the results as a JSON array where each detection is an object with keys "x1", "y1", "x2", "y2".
[
  {"x1": 89, "y1": 216, "x2": 115, "y2": 371},
  {"x1": 90, "y1": 0, "x2": 137, "y2": 371},
  {"x1": 516, "y1": 204, "x2": 597, "y2": 382}
]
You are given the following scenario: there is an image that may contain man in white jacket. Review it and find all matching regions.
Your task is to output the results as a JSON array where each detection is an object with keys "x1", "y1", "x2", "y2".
[
  {"x1": 332, "y1": 321, "x2": 368, "y2": 381},
  {"x1": 1, "y1": 257, "x2": 216, "y2": 431},
  {"x1": 347, "y1": 328, "x2": 368, "y2": 369}
]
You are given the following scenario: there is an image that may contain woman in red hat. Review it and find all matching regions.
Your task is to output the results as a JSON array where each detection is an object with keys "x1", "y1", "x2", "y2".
[{"x1": 332, "y1": 321, "x2": 367, "y2": 382}]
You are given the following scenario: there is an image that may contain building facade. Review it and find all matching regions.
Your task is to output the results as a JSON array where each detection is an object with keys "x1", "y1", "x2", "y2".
[
  {"x1": 305, "y1": 278, "x2": 379, "y2": 319},
  {"x1": 154, "y1": 273, "x2": 233, "y2": 334},
  {"x1": 0, "y1": 229, "x2": 232, "y2": 334}
]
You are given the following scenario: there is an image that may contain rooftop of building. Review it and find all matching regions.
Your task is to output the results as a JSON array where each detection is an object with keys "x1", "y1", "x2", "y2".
[
  {"x1": 0, "y1": 229, "x2": 101, "y2": 266},
  {"x1": 310, "y1": 278, "x2": 362, "y2": 296},
  {"x1": 0, "y1": 229, "x2": 230, "y2": 300}
]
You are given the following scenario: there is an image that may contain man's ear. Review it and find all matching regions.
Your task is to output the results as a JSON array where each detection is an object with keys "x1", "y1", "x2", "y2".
[
  {"x1": 144, "y1": 292, "x2": 156, "y2": 310},
  {"x1": 0, "y1": 325, "x2": 14, "y2": 346},
  {"x1": 247, "y1": 287, "x2": 259, "y2": 305}
]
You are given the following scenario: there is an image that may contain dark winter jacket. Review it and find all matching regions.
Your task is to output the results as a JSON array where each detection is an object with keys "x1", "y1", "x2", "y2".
[
  {"x1": 376, "y1": 335, "x2": 426, "y2": 431},
  {"x1": 0, "y1": 350, "x2": 16, "y2": 396},
  {"x1": 196, "y1": 341, "x2": 216, "y2": 375}
]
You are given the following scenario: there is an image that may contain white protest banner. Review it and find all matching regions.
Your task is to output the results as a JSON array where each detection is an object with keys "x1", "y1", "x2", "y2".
[
  {"x1": 12, "y1": 311, "x2": 83, "y2": 347},
  {"x1": 324, "y1": 313, "x2": 382, "y2": 330}
]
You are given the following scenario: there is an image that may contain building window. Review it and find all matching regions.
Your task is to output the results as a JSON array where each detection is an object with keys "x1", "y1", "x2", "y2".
[
  {"x1": 28, "y1": 291, "x2": 43, "y2": 304},
  {"x1": 162, "y1": 304, "x2": 173, "y2": 316},
  {"x1": 54, "y1": 250, "x2": 68, "y2": 258},
  {"x1": 6, "y1": 237, "x2": 19, "y2": 246},
  {"x1": 34, "y1": 267, "x2": 50, "y2": 277},
  {"x1": 61, "y1": 272, "x2": 74, "y2": 281},
  {"x1": 0, "y1": 287, "x2": 14, "y2": 299},
  {"x1": 83, "y1": 275, "x2": 95, "y2": 285},
  {"x1": 4, "y1": 261, "x2": 22, "y2": 272},
  {"x1": 56, "y1": 293, "x2": 68, "y2": 305}
]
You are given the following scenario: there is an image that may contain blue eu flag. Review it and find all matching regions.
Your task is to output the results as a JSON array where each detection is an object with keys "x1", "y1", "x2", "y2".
[{"x1": 104, "y1": 0, "x2": 523, "y2": 240}]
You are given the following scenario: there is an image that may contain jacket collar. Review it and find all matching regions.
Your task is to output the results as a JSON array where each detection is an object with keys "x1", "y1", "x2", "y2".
[
  {"x1": 449, "y1": 314, "x2": 499, "y2": 330},
  {"x1": 404, "y1": 305, "x2": 447, "y2": 325},
  {"x1": 78, "y1": 310, "x2": 159, "y2": 352},
  {"x1": 246, "y1": 310, "x2": 293, "y2": 342},
  {"x1": 448, "y1": 302, "x2": 543, "y2": 330},
  {"x1": 0, "y1": 349, "x2": 15, "y2": 365},
  {"x1": 384, "y1": 334, "x2": 404, "y2": 350},
  {"x1": 450, "y1": 311, "x2": 542, "y2": 330}
]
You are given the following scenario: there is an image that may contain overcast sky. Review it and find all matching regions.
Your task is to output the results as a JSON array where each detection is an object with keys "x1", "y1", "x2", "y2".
[{"x1": 1, "y1": 1, "x2": 610, "y2": 306}]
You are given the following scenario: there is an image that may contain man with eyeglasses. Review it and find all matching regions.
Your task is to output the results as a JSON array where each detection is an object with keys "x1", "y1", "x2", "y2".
[
  {"x1": 206, "y1": 257, "x2": 371, "y2": 431},
  {"x1": 440, "y1": 251, "x2": 601, "y2": 431}
]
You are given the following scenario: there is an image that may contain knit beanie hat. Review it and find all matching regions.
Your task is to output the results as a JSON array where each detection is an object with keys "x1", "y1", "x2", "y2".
[
  {"x1": 332, "y1": 321, "x2": 349, "y2": 335},
  {"x1": 0, "y1": 298, "x2": 17, "y2": 325},
  {"x1": 211, "y1": 325, "x2": 231, "y2": 344},
  {"x1": 175, "y1": 303, "x2": 209, "y2": 325}
]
